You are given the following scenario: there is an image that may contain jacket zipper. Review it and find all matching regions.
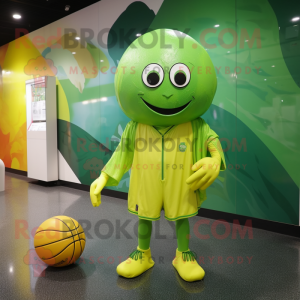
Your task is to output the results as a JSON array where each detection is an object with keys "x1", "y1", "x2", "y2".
[
  {"x1": 158, "y1": 126, "x2": 174, "y2": 181},
  {"x1": 152, "y1": 126, "x2": 174, "y2": 181},
  {"x1": 162, "y1": 135, "x2": 164, "y2": 180}
]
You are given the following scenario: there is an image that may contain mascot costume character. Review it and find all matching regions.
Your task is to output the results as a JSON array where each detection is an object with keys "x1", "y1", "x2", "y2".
[{"x1": 90, "y1": 29, "x2": 226, "y2": 282}]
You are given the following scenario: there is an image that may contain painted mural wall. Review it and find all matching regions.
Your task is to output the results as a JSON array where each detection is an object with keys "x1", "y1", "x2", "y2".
[{"x1": 0, "y1": 0, "x2": 299, "y2": 225}]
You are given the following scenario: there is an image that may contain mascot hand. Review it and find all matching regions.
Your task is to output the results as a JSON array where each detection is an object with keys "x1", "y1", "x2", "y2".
[
  {"x1": 90, "y1": 172, "x2": 109, "y2": 207},
  {"x1": 186, "y1": 157, "x2": 220, "y2": 191}
]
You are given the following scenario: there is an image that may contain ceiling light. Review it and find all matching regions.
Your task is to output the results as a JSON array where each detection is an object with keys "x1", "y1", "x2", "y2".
[
  {"x1": 75, "y1": 37, "x2": 80, "y2": 40},
  {"x1": 13, "y1": 14, "x2": 21, "y2": 19},
  {"x1": 214, "y1": 24, "x2": 220, "y2": 27},
  {"x1": 100, "y1": 60, "x2": 104, "y2": 62},
  {"x1": 65, "y1": 5, "x2": 70, "y2": 11},
  {"x1": 291, "y1": 17, "x2": 300, "y2": 22},
  {"x1": 100, "y1": 97, "x2": 107, "y2": 101},
  {"x1": 72, "y1": 52, "x2": 76, "y2": 54}
]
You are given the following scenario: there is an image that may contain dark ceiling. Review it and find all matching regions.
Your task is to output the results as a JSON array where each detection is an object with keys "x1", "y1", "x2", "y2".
[{"x1": 0, "y1": 0, "x2": 100, "y2": 47}]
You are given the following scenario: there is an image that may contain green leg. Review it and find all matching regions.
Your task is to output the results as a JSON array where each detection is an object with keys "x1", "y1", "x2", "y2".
[
  {"x1": 138, "y1": 218, "x2": 152, "y2": 250},
  {"x1": 176, "y1": 218, "x2": 190, "y2": 252}
]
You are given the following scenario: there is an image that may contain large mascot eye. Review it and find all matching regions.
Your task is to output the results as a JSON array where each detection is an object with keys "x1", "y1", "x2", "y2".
[
  {"x1": 142, "y1": 63, "x2": 164, "y2": 88},
  {"x1": 170, "y1": 63, "x2": 190, "y2": 88}
]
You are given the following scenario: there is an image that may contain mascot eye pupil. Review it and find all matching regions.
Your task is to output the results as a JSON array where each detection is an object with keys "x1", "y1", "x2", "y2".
[
  {"x1": 174, "y1": 72, "x2": 186, "y2": 86},
  {"x1": 142, "y1": 64, "x2": 163, "y2": 87},
  {"x1": 147, "y1": 72, "x2": 160, "y2": 85}
]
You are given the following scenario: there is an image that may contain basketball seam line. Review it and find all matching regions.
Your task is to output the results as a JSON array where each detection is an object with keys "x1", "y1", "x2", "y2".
[
  {"x1": 42, "y1": 239, "x2": 86, "y2": 261},
  {"x1": 52, "y1": 218, "x2": 74, "y2": 231},
  {"x1": 34, "y1": 233, "x2": 84, "y2": 249},
  {"x1": 35, "y1": 225, "x2": 80, "y2": 234},
  {"x1": 52, "y1": 217, "x2": 76, "y2": 263},
  {"x1": 70, "y1": 218, "x2": 83, "y2": 256}
]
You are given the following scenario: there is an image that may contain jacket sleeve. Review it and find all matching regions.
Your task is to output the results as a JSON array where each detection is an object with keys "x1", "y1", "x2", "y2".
[
  {"x1": 102, "y1": 121, "x2": 137, "y2": 186},
  {"x1": 205, "y1": 125, "x2": 226, "y2": 171}
]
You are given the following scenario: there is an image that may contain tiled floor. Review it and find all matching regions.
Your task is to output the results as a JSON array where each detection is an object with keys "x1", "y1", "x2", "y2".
[{"x1": 0, "y1": 173, "x2": 299, "y2": 300}]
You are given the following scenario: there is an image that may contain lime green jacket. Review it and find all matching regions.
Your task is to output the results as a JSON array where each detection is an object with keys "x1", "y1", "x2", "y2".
[{"x1": 102, "y1": 117, "x2": 226, "y2": 206}]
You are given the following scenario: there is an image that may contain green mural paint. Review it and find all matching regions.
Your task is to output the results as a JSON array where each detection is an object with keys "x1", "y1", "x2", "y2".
[{"x1": 107, "y1": 1, "x2": 156, "y2": 65}]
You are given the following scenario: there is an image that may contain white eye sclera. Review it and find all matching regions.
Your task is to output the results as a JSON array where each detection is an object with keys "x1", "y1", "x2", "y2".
[
  {"x1": 142, "y1": 63, "x2": 164, "y2": 88},
  {"x1": 169, "y1": 63, "x2": 190, "y2": 88}
]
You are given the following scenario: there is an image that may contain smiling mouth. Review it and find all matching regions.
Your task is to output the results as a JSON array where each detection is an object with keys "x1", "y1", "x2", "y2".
[{"x1": 141, "y1": 98, "x2": 191, "y2": 115}]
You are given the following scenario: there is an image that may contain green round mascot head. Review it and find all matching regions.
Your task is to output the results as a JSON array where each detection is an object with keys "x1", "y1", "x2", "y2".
[{"x1": 115, "y1": 29, "x2": 217, "y2": 126}]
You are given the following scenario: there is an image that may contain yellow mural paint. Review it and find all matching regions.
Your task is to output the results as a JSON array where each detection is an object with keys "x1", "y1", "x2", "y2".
[
  {"x1": 11, "y1": 157, "x2": 20, "y2": 169},
  {"x1": 1, "y1": 36, "x2": 42, "y2": 170},
  {"x1": 56, "y1": 78, "x2": 70, "y2": 122}
]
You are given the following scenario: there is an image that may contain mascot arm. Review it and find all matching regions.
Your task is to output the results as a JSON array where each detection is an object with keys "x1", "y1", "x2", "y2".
[{"x1": 90, "y1": 172, "x2": 109, "y2": 207}]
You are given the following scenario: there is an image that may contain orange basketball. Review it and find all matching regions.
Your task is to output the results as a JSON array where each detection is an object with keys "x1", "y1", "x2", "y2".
[{"x1": 34, "y1": 216, "x2": 86, "y2": 267}]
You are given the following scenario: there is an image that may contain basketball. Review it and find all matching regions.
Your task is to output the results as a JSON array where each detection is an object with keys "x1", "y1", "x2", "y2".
[{"x1": 34, "y1": 216, "x2": 86, "y2": 267}]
